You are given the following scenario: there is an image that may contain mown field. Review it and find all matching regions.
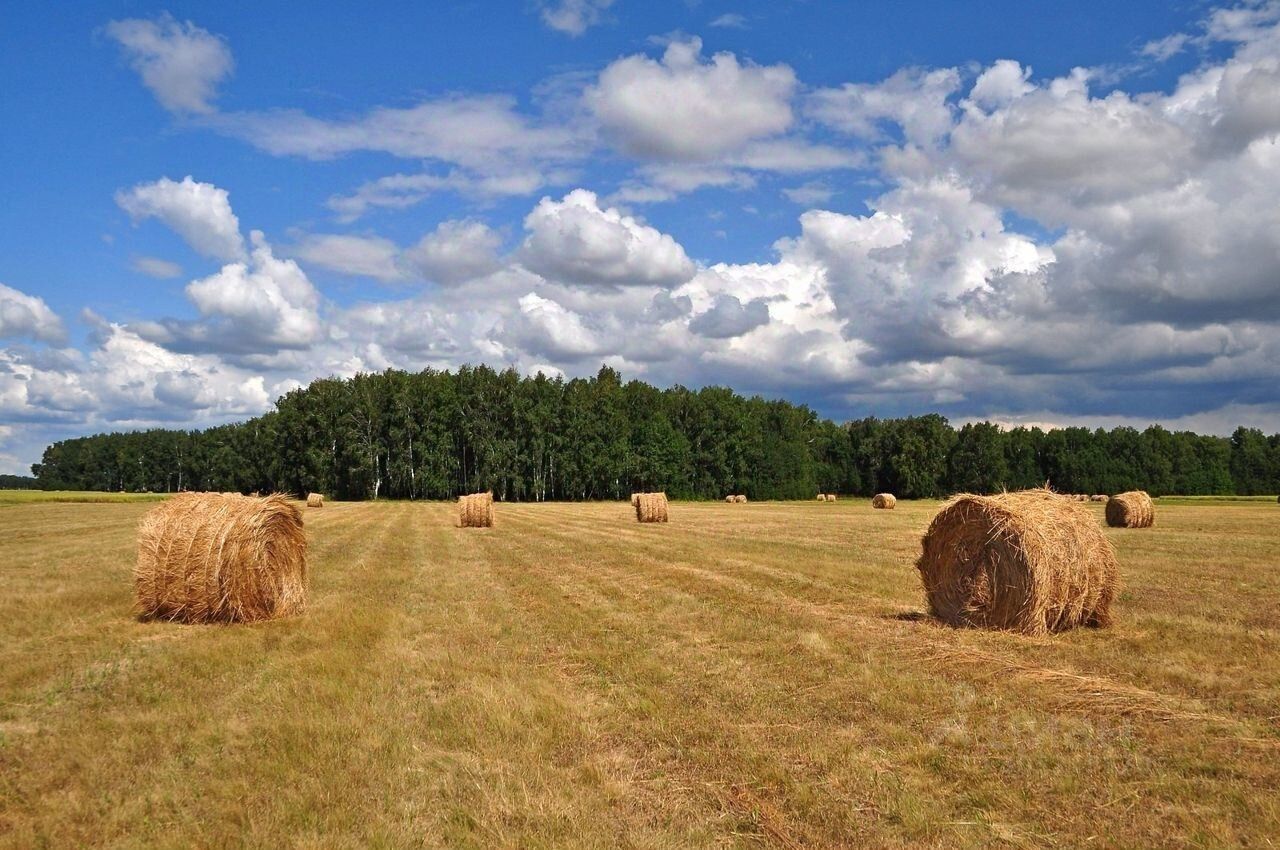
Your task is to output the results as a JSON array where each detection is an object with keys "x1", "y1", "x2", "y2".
[{"x1": 1, "y1": 497, "x2": 1277, "y2": 848}]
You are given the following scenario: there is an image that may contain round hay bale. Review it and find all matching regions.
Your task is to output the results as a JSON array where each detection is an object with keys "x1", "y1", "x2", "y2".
[
  {"x1": 1106, "y1": 491, "x2": 1154, "y2": 528},
  {"x1": 871, "y1": 493, "x2": 896, "y2": 509},
  {"x1": 631, "y1": 493, "x2": 641, "y2": 507},
  {"x1": 734, "y1": 494, "x2": 747, "y2": 503},
  {"x1": 135, "y1": 493, "x2": 307, "y2": 623},
  {"x1": 827, "y1": 493, "x2": 839, "y2": 502},
  {"x1": 458, "y1": 491, "x2": 494, "y2": 528},
  {"x1": 916, "y1": 488, "x2": 1119, "y2": 635},
  {"x1": 816, "y1": 493, "x2": 826, "y2": 502},
  {"x1": 725, "y1": 495, "x2": 736, "y2": 503},
  {"x1": 636, "y1": 491, "x2": 669, "y2": 523},
  {"x1": 306, "y1": 492, "x2": 324, "y2": 508}
]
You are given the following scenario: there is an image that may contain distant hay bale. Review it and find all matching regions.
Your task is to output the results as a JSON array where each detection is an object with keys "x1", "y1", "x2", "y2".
[
  {"x1": 306, "y1": 492, "x2": 324, "y2": 508},
  {"x1": 827, "y1": 493, "x2": 839, "y2": 502},
  {"x1": 631, "y1": 493, "x2": 641, "y2": 507},
  {"x1": 816, "y1": 494, "x2": 827, "y2": 502},
  {"x1": 1091, "y1": 494, "x2": 1108, "y2": 503},
  {"x1": 916, "y1": 488, "x2": 1119, "y2": 635},
  {"x1": 871, "y1": 493, "x2": 896, "y2": 509},
  {"x1": 1106, "y1": 491, "x2": 1154, "y2": 528},
  {"x1": 635, "y1": 491, "x2": 669, "y2": 523},
  {"x1": 734, "y1": 494, "x2": 747, "y2": 503},
  {"x1": 135, "y1": 493, "x2": 307, "y2": 624},
  {"x1": 725, "y1": 495, "x2": 736, "y2": 503},
  {"x1": 458, "y1": 491, "x2": 494, "y2": 528}
]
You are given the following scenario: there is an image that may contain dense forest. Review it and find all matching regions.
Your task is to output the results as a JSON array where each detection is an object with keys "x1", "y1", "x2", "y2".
[{"x1": 27, "y1": 365, "x2": 1280, "y2": 500}]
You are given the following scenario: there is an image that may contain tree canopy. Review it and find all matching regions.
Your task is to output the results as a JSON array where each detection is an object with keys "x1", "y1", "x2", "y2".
[{"x1": 28, "y1": 365, "x2": 1280, "y2": 500}]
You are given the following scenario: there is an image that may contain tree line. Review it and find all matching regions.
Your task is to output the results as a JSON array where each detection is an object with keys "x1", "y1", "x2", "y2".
[{"x1": 27, "y1": 365, "x2": 1280, "y2": 500}]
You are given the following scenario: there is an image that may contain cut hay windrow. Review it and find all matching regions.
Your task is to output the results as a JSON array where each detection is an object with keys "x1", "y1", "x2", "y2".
[
  {"x1": 635, "y1": 492, "x2": 669, "y2": 523},
  {"x1": 306, "y1": 492, "x2": 324, "y2": 508},
  {"x1": 1106, "y1": 491, "x2": 1154, "y2": 528},
  {"x1": 916, "y1": 488, "x2": 1120, "y2": 635},
  {"x1": 135, "y1": 492, "x2": 307, "y2": 624},
  {"x1": 871, "y1": 493, "x2": 896, "y2": 509},
  {"x1": 458, "y1": 491, "x2": 494, "y2": 528}
]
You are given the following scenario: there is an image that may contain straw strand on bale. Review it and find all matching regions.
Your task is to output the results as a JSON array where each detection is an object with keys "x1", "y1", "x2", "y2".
[
  {"x1": 915, "y1": 488, "x2": 1120, "y2": 635},
  {"x1": 135, "y1": 492, "x2": 307, "y2": 624},
  {"x1": 871, "y1": 493, "x2": 896, "y2": 509},
  {"x1": 1106, "y1": 491, "x2": 1154, "y2": 528},
  {"x1": 635, "y1": 492, "x2": 669, "y2": 523},
  {"x1": 458, "y1": 491, "x2": 494, "y2": 528},
  {"x1": 306, "y1": 492, "x2": 324, "y2": 508}
]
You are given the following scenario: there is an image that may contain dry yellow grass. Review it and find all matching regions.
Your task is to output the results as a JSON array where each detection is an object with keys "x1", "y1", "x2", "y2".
[{"x1": 0, "y1": 498, "x2": 1277, "y2": 848}]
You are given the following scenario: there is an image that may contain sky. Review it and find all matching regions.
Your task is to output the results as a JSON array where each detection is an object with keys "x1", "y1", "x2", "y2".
[{"x1": 2, "y1": 0, "x2": 1280, "y2": 474}]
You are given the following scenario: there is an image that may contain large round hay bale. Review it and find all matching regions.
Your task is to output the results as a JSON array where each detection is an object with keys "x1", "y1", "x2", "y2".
[
  {"x1": 631, "y1": 493, "x2": 641, "y2": 507},
  {"x1": 1106, "y1": 491, "x2": 1154, "y2": 528},
  {"x1": 459, "y1": 491, "x2": 494, "y2": 528},
  {"x1": 135, "y1": 493, "x2": 307, "y2": 623},
  {"x1": 734, "y1": 494, "x2": 747, "y2": 503},
  {"x1": 306, "y1": 492, "x2": 324, "y2": 508},
  {"x1": 725, "y1": 495, "x2": 736, "y2": 503},
  {"x1": 871, "y1": 493, "x2": 896, "y2": 509},
  {"x1": 916, "y1": 489, "x2": 1119, "y2": 635},
  {"x1": 636, "y1": 491, "x2": 669, "y2": 523},
  {"x1": 816, "y1": 493, "x2": 826, "y2": 502}
]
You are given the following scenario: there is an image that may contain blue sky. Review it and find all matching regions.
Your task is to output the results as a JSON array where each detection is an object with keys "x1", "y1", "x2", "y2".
[{"x1": 2, "y1": 0, "x2": 1278, "y2": 473}]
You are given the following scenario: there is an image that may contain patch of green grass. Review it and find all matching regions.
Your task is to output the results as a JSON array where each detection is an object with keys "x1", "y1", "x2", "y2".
[
  {"x1": 0, "y1": 490, "x2": 170, "y2": 506},
  {"x1": 0, "y1": 499, "x2": 1277, "y2": 848}
]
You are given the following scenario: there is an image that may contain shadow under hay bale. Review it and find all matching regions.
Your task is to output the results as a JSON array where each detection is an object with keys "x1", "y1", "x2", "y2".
[
  {"x1": 306, "y1": 492, "x2": 324, "y2": 508},
  {"x1": 135, "y1": 492, "x2": 307, "y2": 624},
  {"x1": 916, "y1": 488, "x2": 1119, "y2": 635},
  {"x1": 872, "y1": 493, "x2": 896, "y2": 509},
  {"x1": 458, "y1": 492, "x2": 494, "y2": 528},
  {"x1": 635, "y1": 492, "x2": 669, "y2": 523},
  {"x1": 1106, "y1": 491, "x2": 1154, "y2": 528}
]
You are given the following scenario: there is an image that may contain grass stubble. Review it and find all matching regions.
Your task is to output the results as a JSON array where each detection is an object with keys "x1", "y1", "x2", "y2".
[{"x1": 0, "y1": 496, "x2": 1277, "y2": 848}]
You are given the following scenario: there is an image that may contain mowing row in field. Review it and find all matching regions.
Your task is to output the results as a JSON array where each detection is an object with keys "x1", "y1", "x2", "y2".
[{"x1": 130, "y1": 487, "x2": 1157, "y2": 635}]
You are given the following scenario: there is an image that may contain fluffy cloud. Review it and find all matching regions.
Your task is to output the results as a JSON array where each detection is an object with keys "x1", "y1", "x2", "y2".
[
  {"x1": 587, "y1": 37, "x2": 797, "y2": 160},
  {"x1": 116, "y1": 176, "x2": 246, "y2": 262},
  {"x1": 0, "y1": 284, "x2": 66, "y2": 344},
  {"x1": 405, "y1": 220, "x2": 504, "y2": 285},
  {"x1": 216, "y1": 95, "x2": 579, "y2": 168},
  {"x1": 688, "y1": 294, "x2": 771, "y2": 338},
  {"x1": 105, "y1": 14, "x2": 233, "y2": 114},
  {"x1": 540, "y1": 0, "x2": 614, "y2": 35},
  {"x1": 810, "y1": 67, "x2": 960, "y2": 146},
  {"x1": 520, "y1": 189, "x2": 695, "y2": 287},
  {"x1": 138, "y1": 231, "x2": 322, "y2": 354},
  {"x1": 288, "y1": 233, "x2": 403, "y2": 282},
  {"x1": 131, "y1": 256, "x2": 183, "y2": 279}
]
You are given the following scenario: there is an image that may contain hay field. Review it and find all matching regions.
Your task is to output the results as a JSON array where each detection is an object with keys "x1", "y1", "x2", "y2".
[{"x1": 1, "y1": 498, "x2": 1277, "y2": 848}]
